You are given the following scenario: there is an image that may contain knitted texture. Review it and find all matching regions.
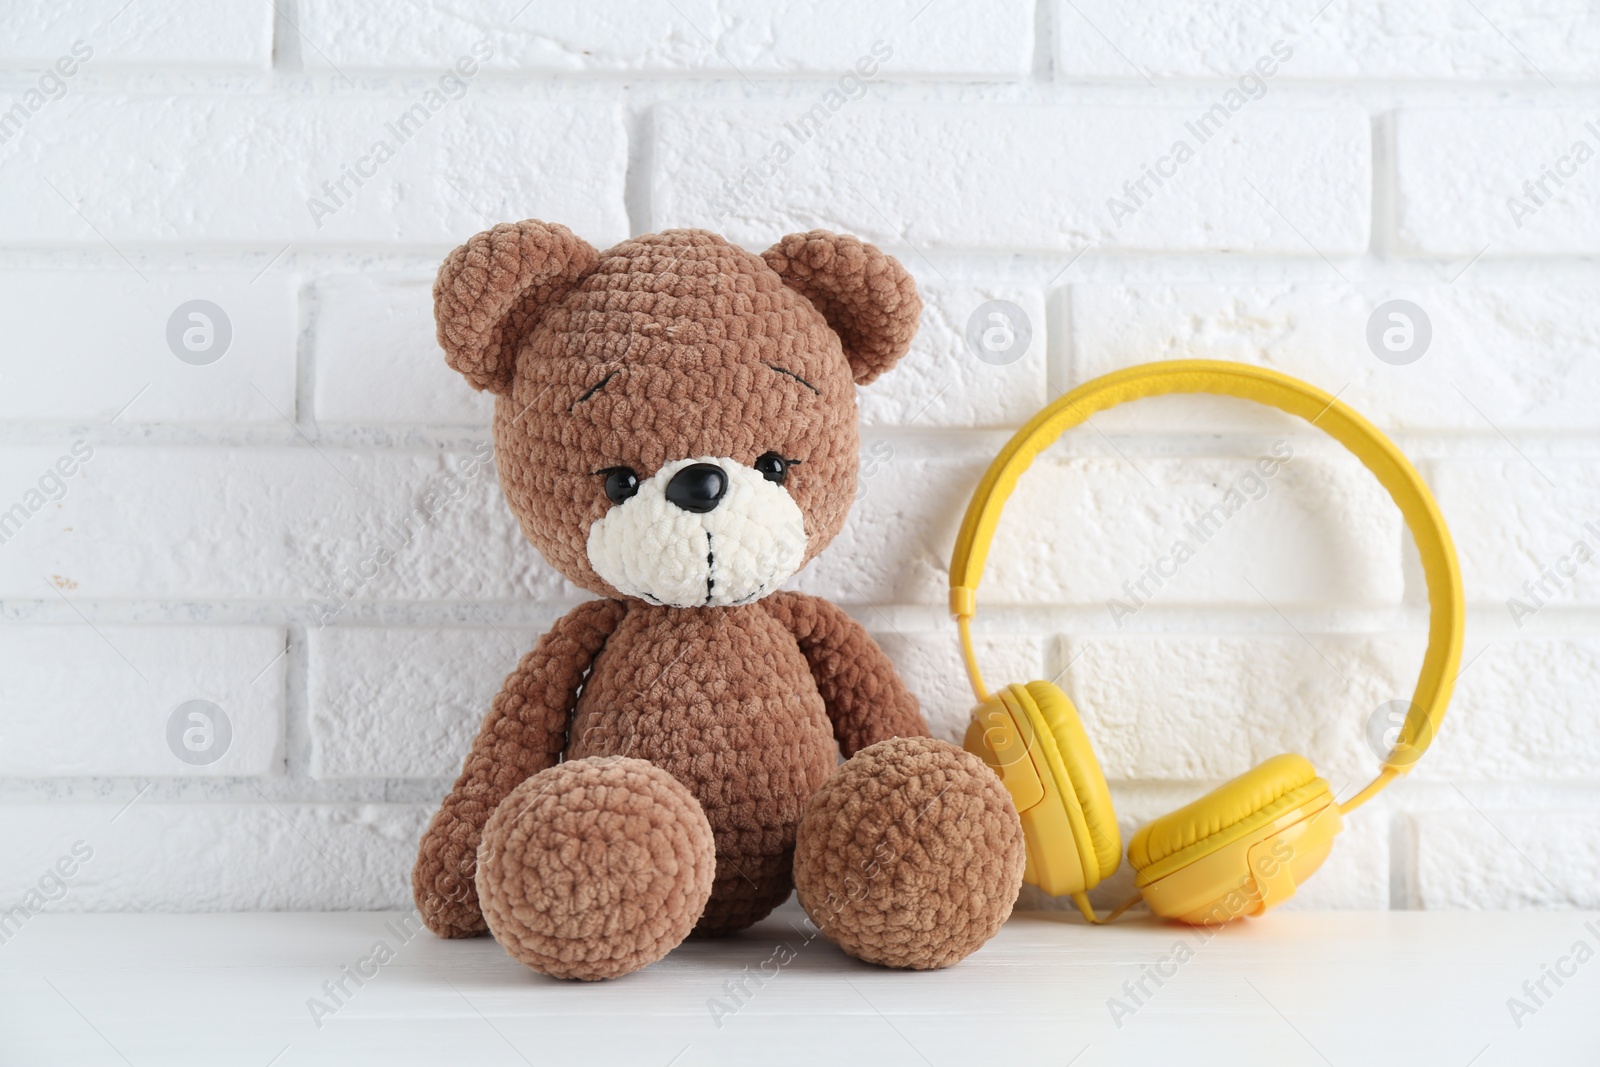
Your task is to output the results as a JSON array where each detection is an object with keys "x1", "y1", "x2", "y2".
[
  {"x1": 568, "y1": 602, "x2": 840, "y2": 935},
  {"x1": 434, "y1": 219, "x2": 599, "y2": 395},
  {"x1": 761, "y1": 230, "x2": 922, "y2": 385},
  {"x1": 476, "y1": 757, "x2": 716, "y2": 981},
  {"x1": 413, "y1": 598, "x2": 626, "y2": 938},
  {"x1": 465, "y1": 227, "x2": 918, "y2": 598},
  {"x1": 793, "y1": 737, "x2": 1026, "y2": 970},
  {"x1": 761, "y1": 590, "x2": 926, "y2": 757},
  {"x1": 416, "y1": 221, "x2": 1011, "y2": 979}
]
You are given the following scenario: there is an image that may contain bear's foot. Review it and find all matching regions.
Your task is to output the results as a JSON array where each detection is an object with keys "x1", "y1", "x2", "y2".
[
  {"x1": 793, "y1": 736, "x2": 1025, "y2": 970},
  {"x1": 476, "y1": 756, "x2": 715, "y2": 980}
]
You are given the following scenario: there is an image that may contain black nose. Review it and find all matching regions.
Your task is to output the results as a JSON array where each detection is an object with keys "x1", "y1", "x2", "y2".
[{"x1": 665, "y1": 463, "x2": 728, "y2": 513}]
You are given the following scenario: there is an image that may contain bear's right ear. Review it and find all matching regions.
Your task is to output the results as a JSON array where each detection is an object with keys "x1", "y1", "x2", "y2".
[
  {"x1": 762, "y1": 230, "x2": 921, "y2": 386},
  {"x1": 433, "y1": 219, "x2": 599, "y2": 395}
]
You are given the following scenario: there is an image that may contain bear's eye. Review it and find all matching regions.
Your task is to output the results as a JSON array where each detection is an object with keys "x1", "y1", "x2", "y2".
[
  {"x1": 600, "y1": 467, "x2": 639, "y2": 505},
  {"x1": 754, "y1": 452, "x2": 788, "y2": 486}
]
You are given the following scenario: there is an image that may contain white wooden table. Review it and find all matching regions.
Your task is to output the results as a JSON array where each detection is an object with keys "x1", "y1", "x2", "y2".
[{"x1": 3, "y1": 902, "x2": 1596, "y2": 1065}]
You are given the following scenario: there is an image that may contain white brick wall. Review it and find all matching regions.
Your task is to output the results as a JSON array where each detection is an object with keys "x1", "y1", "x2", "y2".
[
  {"x1": 654, "y1": 104, "x2": 1371, "y2": 253},
  {"x1": 307, "y1": 625, "x2": 539, "y2": 779},
  {"x1": 1, "y1": 0, "x2": 1594, "y2": 916},
  {"x1": 0, "y1": 2, "x2": 272, "y2": 69},
  {"x1": 1, "y1": 271, "x2": 298, "y2": 423},
  {"x1": 2, "y1": 97, "x2": 628, "y2": 246},
  {"x1": 1395, "y1": 108, "x2": 1600, "y2": 256},
  {"x1": 295, "y1": 0, "x2": 1036, "y2": 75},
  {"x1": 1053, "y1": 1, "x2": 1600, "y2": 81}
]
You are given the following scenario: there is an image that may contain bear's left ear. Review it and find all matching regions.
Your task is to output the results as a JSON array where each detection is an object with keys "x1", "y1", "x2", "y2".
[
  {"x1": 762, "y1": 230, "x2": 922, "y2": 385},
  {"x1": 434, "y1": 219, "x2": 599, "y2": 395}
]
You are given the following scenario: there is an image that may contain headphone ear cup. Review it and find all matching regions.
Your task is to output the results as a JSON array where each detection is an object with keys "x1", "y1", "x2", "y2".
[
  {"x1": 962, "y1": 682, "x2": 1121, "y2": 898},
  {"x1": 1011, "y1": 682, "x2": 1121, "y2": 890},
  {"x1": 1128, "y1": 754, "x2": 1342, "y2": 924}
]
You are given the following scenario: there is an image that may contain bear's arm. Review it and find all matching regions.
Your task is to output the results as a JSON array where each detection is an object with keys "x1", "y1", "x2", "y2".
[
  {"x1": 411, "y1": 597, "x2": 628, "y2": 938},
  {"x1": 760, "y1": 590, "x2": 929, "y2": 757}
]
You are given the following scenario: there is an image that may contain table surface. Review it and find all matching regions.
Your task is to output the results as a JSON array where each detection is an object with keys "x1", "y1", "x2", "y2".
[{"x1": 2, "y1": 902, "x2": 1597, "y2": 1066}]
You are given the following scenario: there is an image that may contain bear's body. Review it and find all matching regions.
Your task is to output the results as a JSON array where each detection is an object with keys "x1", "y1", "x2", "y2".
[
  {"x1": 569, "y1": 600, "x2": 839, "y2": 934},
  {"x1": 412, "y1": 222, "x2": 1024, "y2": 979}
]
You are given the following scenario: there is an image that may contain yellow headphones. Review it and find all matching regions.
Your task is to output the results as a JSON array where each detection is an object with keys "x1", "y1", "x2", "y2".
[{"x1": 953, "y1": 360, "x2": 1464, "y2": 925}]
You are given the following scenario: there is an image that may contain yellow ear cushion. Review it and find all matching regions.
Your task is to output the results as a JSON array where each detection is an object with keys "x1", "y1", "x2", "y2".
[
  {"x1": 1128, "y1": 754, "x2": 1325, "y2": 875},
  {"x1": 1017, "y1": 681, "x2": 1122, "y2": 881}
]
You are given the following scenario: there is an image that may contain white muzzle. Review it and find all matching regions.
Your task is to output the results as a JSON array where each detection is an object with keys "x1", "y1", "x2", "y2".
[{"x1": 586, "y1": 456, "x2": 807, "y2": 608}]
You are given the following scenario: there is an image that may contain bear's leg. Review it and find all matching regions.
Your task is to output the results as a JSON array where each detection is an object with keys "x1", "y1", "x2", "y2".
[
  {"x1": 792, "y1": 737, "x2": 1026, "y2": 970},
  {"x1": 476, "y1": 756, "x2": 716, "y2": 980}
]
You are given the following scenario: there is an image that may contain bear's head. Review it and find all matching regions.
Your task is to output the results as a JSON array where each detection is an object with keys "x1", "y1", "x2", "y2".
[{"x1": 434, "y1": 221, "x2": 920, "y2": 607}]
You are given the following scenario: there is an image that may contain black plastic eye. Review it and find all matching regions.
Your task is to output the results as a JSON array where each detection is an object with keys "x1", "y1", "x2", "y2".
[
  {"x1": 601, "y1": 467, "x2": 639, "y2": 505},
  {"x1": 755, "y1": 452, "x2": 788, "y2": 485}
]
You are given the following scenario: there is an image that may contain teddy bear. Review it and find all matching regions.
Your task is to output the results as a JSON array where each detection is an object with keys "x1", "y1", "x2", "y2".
[{"x1": 411, "y1": 219, "x2": 1025, "y2": 980}]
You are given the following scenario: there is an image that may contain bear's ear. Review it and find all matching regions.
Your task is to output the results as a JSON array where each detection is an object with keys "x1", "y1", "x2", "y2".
[
  {"x1": 762, "y1": 230, "x2": 922, "y2": 385},
  {"x1": 433, "y1": 219, "x2": 599, "y2": 395}
]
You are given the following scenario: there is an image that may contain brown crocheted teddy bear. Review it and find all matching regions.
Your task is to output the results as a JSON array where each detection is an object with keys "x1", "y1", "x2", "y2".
[{"x1": 411, "y1": 220, "x2": 1025, "y2": 980}]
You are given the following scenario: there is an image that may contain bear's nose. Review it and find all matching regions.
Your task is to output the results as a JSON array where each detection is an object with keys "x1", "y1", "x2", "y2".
[{"x1": 665, "y1": 463, "x2": 728, "y2": 513}]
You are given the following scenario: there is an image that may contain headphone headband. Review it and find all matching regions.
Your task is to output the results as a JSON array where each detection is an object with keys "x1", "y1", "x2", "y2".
[{"x1": 949, "y1": 360, "x2": 1464, "y2": 776}]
